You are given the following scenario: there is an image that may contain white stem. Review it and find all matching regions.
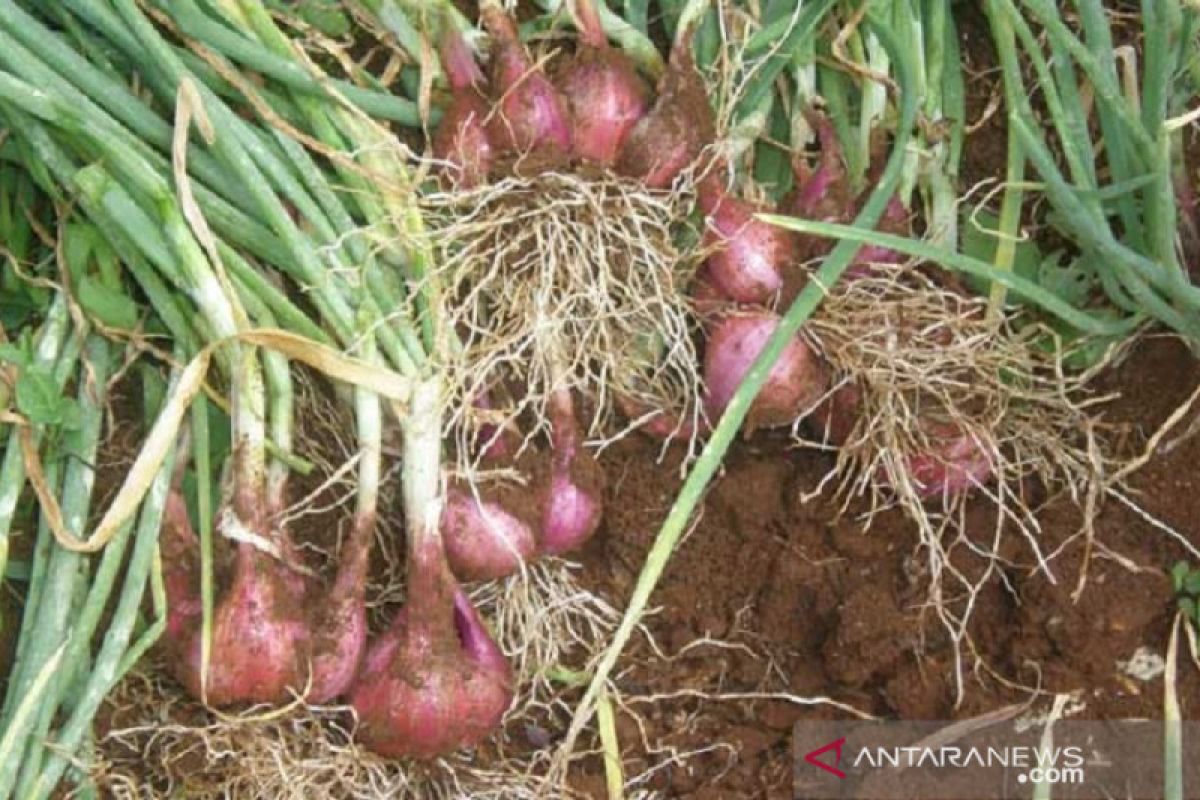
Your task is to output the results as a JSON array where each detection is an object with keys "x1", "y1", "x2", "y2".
[
  {"x1": 264, "y1": 347, "x2": 292, "y2": 514},
  {"x1": 790, "y1": 63, "x2": 818, "y2": 150},
  {"x1": 232, "y1": 345, "x2": 267, "y2": 514},
  {"x1": 402, "y1": 376, "x2": 445, "y2": 553},
  {"x1": 355, "y1": 369, "x2": 383, "y2": 520}
]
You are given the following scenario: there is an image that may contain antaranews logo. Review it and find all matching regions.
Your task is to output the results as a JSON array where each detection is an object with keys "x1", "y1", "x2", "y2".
[
  {"x1": 794, "y1": 719, "x2": 1200, "y2": 799},
  {"x1": 803, "y1": 737, "x2": 847, "y2": 779}
]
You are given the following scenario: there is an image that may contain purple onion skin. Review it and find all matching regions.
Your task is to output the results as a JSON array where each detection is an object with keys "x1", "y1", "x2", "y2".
[
  {"x1": 307, "y1": 512, "x2": 376, "y2": 704},
  {"x1": 703, "y1": 312, "x2": 829, "y2": 432},
  {"x1": 162, "y1": 488, "x2": 310, "y2": 706},
  {"x1": 698, "y1": 177, "x2": 798, "y2": 304},
  {"x1": 538, "y1": 391, "x2": 604, "y2": 556},
  {"x1": 163, "y1": 487, "x2": 372, "y2": 707},
  {"x1": 617, "y1": 37, "x2": 714, "y2": 188},
  {"x1": 433, "y1": 26, "x2": 495, "y2": 187},
  {"x1": 540, "y1": 464, "x2": 603, "y2": 555},
  {"x1": 433, "y1": 92, "x2": 495, "y2": 189},
  {"x1": 442, "y1": 484, "x2": 539, "y2": 581},
  {"x1": 170, "y1": 539, "x2": 311, "y2": 707},
  {"x1": 787, "y1": 116, "x2": 911, "y2": 280},
  {"x1": 349, "y1": 540, "x2": 513, "y2": 759},
  {"x1": 894, "y1": 423, "x2": 995, "y2": 498},
  {"x1": 481, "y1": 6, "x2": 572, "y2": 156},
  {"x1": 308, "y1": 598, "x2": 367, "y2": 705},
  {"x1": 556, "y1": 4, "x2": 649, "y2": 166},
  {"x1": 162, "y1": 490, "x2": 203, "y2": 646},
  {"x1": 787, "y1": 115, "x2": 850, "y2": 220}
]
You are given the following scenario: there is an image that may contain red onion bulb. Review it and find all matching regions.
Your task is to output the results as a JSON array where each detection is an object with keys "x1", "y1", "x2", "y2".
[
  {"x1": 481, "y1": 5, "x2": 572, "y2": 156},
  {"x1": 556, "y1": 0, "x2": 650, "y2": 165},
  {"x1": 703, "y1": 312, "x2": 829, "y2": 432},
  {"x1": 349, "y1": 541, "x2": 513, "y2": 759}
]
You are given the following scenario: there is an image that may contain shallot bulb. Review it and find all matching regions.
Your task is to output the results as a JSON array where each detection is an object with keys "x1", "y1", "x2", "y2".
[
  {"x1": 703, "y1": 312, "x2": 829, "y2": 432},
  {"x1": 163, "y1": 478, "x2": 377, "y2": 705},
  {"x1": 786, "y1": 115, "x2": 911, "y2": 280},
  {"x1": 617, "y1": 35, "x2": 714, "y2": 188},
  {"x1": 556, "y1": 0, "x2": 650, "y2": 165},
  {"x1": 349, "y1": 540, "x2": 513, "y2": 758},
  {"x1": 442, "y1": 482, "x2": 539, "y2": 581},
  {"x1": 787, "y1": 113, "x2": 852, "y2": 222},
  {"x1": 432, "y1": 26, "x2": 494, "y2": 187},
  {"x1": 891, "y1": 421, "x2": 995, "y2": 498},
  {"x1": 481, "y1": 4, "x2": 572, "y2": 156},
  {"x1": 698, "y1": 176, "x2": 799, "y2": 304},
  {"x1": 307, "y1": 512, "x2": 374, "y2": 704},
  {"x1": 538, "y1": 390, "x2": 604, "y2": 555},
  {"x1": 162, "y1": 498, "x2": 310, "y2": 706},
  {"x1": 162, "y1": 490, "x2": 203, "y2": 652}
]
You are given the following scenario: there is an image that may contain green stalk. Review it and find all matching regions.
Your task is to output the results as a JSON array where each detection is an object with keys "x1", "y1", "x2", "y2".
[
  {"x1": 1, "y1": 440, "x2": 61, "y2": 723},
  {"x1": 920, "y1": 0, "x2": 962, "y2": 250},
  {"x1": 338, "y1": 0, "x2": 433, "y2": 85},
  {"x1": 72, "y1": 165, "x2": 303, "y2": 350},
  {"x1": 15, "y1": 489, "x2": 141, "y2": 795},
  {"x1": 108, "y1": 0, "x2": 361, "y2": 349},
  {"x1": 999, "y1": 1, "x2": 1095, "y2": 191},
  {"x1": 858, "y1": 28, "x2": 892, "y2": 195},
  {"x1": 0, "y1": 644, "x2": 65, "y2": 796},
  {"x1": 788, "y1": 1, "x2": 819, "y2": 150},
  {"x1": 29, "y1": 384, "x2": 180, "y2": 800},
  {"x1": 556, "y1": 9, "x2": 918, "y2": 769},
  {"x1": 1011, "y1": 115, "x2": 1200, "y2": 336},
  {"x1": 624, "y1": 0, "x2": 648, "y2": 35},
  {"x1": 220, "y1": 244, "x2": 329, "y2": 345},
  {"x1": 114, "y1": 544, "x2": 168, "y2": 680},
  {"x1": 53, "y1": 0, "x2": 234, "y2": 101},
  {"x1": 1063, "y1": 0, "x2": 1147, "y2": 249},
  {"x1": 400, "y1": 375, "x2": 445, "y2": 592},
  {"x1": 983, "y1": 0, "x2": 1027, "y2": 317},
  {"x1": 818, "y1": 61, "x2": 859, "y2": 183},
  {"x1": 157, "y1": 0, "x2": 423, "y2": 125},
  {"x1": 0, "y1": 0, "x2": 258, "y2": 217},
  {"x1": 225, "y1": 4, "x2": 432, "y2": 362},
  {"x1": 0, "y1": 336, "x2": 112, "y2": 800},
  {"x1": 167, "y1": 4, "x2": 419, "y2": 371},
  {"x1": 1021, "y1": 0, "x2": 1155, "y2": 163},
  {"x1": 111, "y1": 0, "x2": 420, "y2": 374},
  {"x1": 220, "y1": 0, "x2": 429, "y2": 366},
  {"x1": 189, "y1": 392, "x2": 216, "y2": 701},
  {"x1": 1139, "y1": 0, "x2": 1185, "y2": 287},
  {"x1": 0, "y1": 293, "x2": 71, "y2": 582},
  {"x1": 740, "y1": 0, "x2": 838, "y2": 121}
]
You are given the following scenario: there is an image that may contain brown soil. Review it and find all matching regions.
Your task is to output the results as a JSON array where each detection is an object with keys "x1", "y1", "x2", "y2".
[{"x1": 563, "y1": 333, "x2": 1200, "y2": 798}]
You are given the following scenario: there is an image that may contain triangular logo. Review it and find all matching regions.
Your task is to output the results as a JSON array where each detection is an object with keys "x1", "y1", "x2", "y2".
[{"x1": 804, "y1": 736, "x2": 847, "y2": 779}]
